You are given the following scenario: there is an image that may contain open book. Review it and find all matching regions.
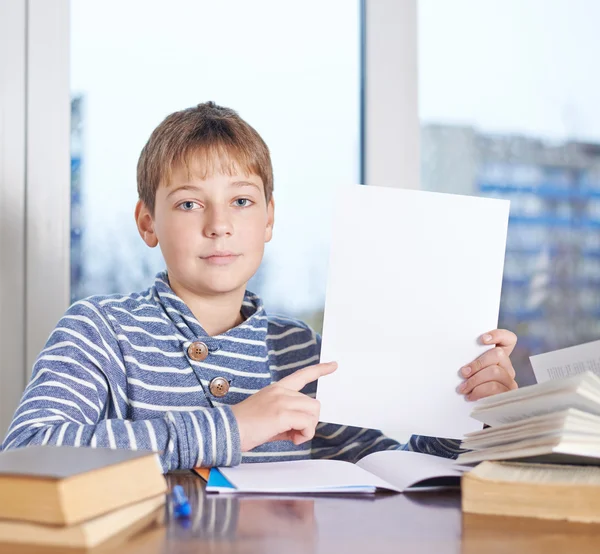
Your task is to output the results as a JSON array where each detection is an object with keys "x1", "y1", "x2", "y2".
[
  {"x1": 457, "y1": 371, "x2": 600, "y2": 464},
  {"x1": 197, "y1": 451, "x2": 469, "y2": 494}
]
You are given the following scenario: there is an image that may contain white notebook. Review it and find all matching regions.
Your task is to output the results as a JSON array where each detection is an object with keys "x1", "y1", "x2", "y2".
[{"x1": 204, "y1": 451, "x2": 468, "y2": 494}]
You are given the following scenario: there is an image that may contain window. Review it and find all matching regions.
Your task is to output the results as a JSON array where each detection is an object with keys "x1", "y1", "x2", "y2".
[
  {"x1": 70, "y1": 0, "x2": 361, "y2": 332},
  {"x1": 419, "y1": 0, "x2": 600, "y2": 383}
]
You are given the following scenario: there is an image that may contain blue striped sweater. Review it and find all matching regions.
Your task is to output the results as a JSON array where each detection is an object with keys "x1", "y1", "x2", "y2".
[{"x1": 1, "y1": 272, "x2": 462, "y2": 471}]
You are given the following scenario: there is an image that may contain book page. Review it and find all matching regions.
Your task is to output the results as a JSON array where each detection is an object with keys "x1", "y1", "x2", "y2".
[
  {"x1": 470, "y1": 390, "x2": 600, "y2": 426},
  {"x1": 356, "y1": 450, "x2": 468, "y2": 490},
  {"x1": 472, "y1": 461, "x2": 600, "y2": 485},
  {"x1": 462, "y1": 413, "x2": 600, "y2": 449},
  {"x1": 317, "y1": 185, "x2": 509, "y2": 441},
  {"x1": 216, "y1": 459, "x2": 401, "y2": 494},
  {"x1": 530, "y1": 340, "x2": 600, "y2": 383}
]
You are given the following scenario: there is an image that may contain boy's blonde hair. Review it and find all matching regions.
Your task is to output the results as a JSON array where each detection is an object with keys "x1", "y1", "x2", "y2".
[{"x1": 137, "y1": 101, "x2": 273, "y2": 215}]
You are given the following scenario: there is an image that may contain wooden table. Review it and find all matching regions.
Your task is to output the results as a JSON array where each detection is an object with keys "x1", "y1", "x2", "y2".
[
  {"x1": 8, "y1": 471, "x2": 600, "y2": 553},
  {"x1": 137, "y1": 472, "x2": 600, "y2": 554}
]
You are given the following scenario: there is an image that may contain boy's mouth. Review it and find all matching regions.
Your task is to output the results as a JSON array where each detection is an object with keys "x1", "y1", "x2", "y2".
[{"x1": 200, "y1": 251, "x2": 241, "y2": 266}]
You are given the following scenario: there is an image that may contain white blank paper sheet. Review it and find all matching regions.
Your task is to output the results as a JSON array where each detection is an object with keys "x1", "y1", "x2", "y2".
[{"x1": 317, "y1": 185, "x2": 509, "y2": 442}]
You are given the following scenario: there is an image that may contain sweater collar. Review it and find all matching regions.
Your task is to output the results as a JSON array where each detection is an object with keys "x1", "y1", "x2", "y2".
[{"x1": 151, "y1": 271, "x2": 268, "y2": 346}]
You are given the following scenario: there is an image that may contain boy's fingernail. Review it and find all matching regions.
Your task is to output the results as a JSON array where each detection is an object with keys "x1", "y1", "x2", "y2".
[
  {"x1": 482, "y1": 334, "x2": 493, "y2": 343},
  {"x1": 462, "y1": 366, "x2": 471, "y2": 377},
  {"x1": 458, "y1": 382, "x2": 467, "y2": 393}
]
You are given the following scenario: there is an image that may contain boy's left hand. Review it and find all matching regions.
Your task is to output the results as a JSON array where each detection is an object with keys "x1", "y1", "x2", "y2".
[{"x1": 459, "y1": 329, "x2": 518, "y2": 401}]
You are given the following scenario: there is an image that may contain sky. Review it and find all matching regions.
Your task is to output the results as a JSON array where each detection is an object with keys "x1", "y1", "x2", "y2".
[
  {"x1": 419, "y1": 0, "x2": 600, "y2": 141},
  {"x1": 70, "y1": 0, "x2": 600, "y2": 316}
]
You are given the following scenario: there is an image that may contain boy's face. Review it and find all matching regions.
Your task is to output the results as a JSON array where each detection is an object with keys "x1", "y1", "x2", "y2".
[{"x1": 135, "y1": 159, "x2": 274, "y2": 298}]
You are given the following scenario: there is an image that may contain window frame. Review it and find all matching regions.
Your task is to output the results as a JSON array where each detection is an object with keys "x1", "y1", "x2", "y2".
[{"x1": 0, "y1": 0, "x2": 27, "y2": 438}]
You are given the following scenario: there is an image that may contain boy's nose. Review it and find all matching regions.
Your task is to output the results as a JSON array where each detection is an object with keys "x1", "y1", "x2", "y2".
[{"x1": 203, "y1": 207, "x2": 233, "y2": 237}]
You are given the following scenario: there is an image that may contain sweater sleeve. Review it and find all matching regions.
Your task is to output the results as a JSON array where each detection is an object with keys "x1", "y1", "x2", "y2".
[
  {"x1": 401, "y1": 435, "x2": 466, "y2": 459},
  {"x1": 310, "y1": 422, "x2": 400, "y2": 462},
  {"x1": 1, "y1": 300, "x2": 241, "y2": 472}
]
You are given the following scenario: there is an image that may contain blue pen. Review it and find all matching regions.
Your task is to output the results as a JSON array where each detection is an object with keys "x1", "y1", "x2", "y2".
[{"x1": 172, "y1": 485, "x2": 192, "y2": 518}]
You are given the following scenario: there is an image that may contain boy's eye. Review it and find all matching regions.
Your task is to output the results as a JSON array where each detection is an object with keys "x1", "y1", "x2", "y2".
[
  {"x1": 179, "y1": 201, "x2": 198, "y2": 211},
  {"x1": 233, "y1": 198, "x2": 254, "y2": 208}
]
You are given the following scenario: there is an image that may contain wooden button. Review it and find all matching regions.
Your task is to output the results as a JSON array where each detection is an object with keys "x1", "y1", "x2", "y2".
[
  {"x1": 209, "y1": 377, "x2": 230, "y2": 398},
  {"x1": 187, "y1": 341, "x2": 209, "y2": 361}
]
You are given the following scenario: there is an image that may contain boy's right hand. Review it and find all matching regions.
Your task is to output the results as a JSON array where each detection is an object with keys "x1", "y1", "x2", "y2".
[{"x1": 230, "y1": 361, "x2": 337, "y2": 452}]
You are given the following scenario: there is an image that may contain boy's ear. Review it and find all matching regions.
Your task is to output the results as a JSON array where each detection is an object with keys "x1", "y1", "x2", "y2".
[
  {"x1": 135, "y1": 200, "x2": 159, "y2": 248},
  {"x1": 265, "y1": 197, "x2": 275, "y2": 243}
]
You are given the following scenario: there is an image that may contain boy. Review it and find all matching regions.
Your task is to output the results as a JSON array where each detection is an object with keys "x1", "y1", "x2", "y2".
[{"x1": 1, "y1": 102, "x2": 518, "y2": 471}]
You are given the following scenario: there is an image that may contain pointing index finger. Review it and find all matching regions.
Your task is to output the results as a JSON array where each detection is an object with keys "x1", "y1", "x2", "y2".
[{"x1": 278, "y1": 362, "x2": 338, "y2": 392}]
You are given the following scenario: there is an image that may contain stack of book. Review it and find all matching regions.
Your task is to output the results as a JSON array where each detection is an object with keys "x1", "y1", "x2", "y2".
[
  {"x1": 458, "y1": 371, "x2": 600, "y2": 522},
  {"x1": 0, "y1": 446, "x2": 167, "y2": 549},
  {"x1": 457, "y1": 371, "x2": 600, "y2": 465}
]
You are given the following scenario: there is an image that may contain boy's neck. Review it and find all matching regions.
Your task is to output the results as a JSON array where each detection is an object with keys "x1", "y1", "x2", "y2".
[{"x1": 168, "y1": 279, "x2": 246, "y2": 336}]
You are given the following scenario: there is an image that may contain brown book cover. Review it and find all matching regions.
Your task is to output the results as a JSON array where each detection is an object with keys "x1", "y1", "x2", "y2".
[
  {"x1": 0, "y1": 494, "x2": 165, "y2": 550},
  {"x1": 0, "y1": 446, "x2": 167, "y2": 525},
  {"x1": 0, "y1": 445, "x2": 159, "y2": 479}
]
